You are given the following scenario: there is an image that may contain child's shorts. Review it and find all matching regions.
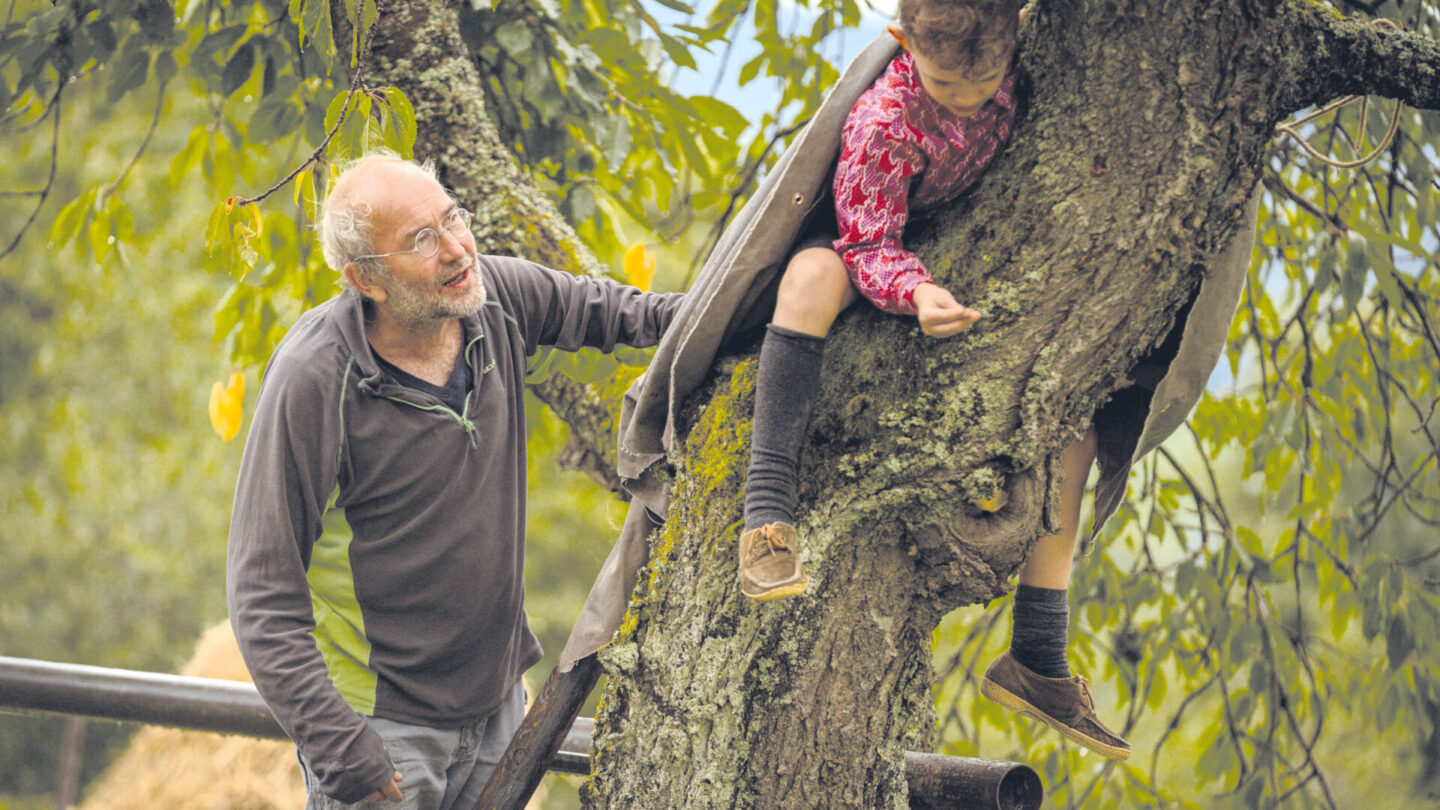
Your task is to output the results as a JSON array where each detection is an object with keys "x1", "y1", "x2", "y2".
[
  {"x1": 789, "y1": 207, "x2": 840, "y2": 258},
  {"x1": 791, "y1": 228, "x2": 838, "y2": 256}
]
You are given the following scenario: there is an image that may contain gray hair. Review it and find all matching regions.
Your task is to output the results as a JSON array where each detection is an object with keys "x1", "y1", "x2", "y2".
[{"x1": 318, "y1": 151, "x2": 443, "y2": 282}]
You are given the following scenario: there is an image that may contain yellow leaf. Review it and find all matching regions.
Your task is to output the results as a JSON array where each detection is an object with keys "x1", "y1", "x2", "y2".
[
  {"x1": 208, "y1": 371, "x2": 245, "y2": 442},
  {"x1": 622, "y1": 242, "x2": 656, "y2": 291}
]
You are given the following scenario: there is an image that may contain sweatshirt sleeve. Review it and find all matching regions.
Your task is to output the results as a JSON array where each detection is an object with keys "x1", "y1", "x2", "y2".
[
  {"x1": 832, "y1": 116, "x2": 932, "y2": 315},
  {"x1": 226, "y1": 350, "x2": 393, "y2": 804},
  {"x1": 486, "y1": 257, "x2": 685, "y2": 354}
]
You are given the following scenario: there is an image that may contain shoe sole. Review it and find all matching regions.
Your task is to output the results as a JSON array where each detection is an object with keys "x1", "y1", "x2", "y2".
[
  {"x1": 740, "y1": 576, "x2": 809, "y2": 601},
  {"x1": 980, "y1": 678, "x2": 1132, "y2": 760}
]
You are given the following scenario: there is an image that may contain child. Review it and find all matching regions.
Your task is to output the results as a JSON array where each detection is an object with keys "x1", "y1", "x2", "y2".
[{"x1": 736, "y1": 0, "x2": 1132, "y2": 760}]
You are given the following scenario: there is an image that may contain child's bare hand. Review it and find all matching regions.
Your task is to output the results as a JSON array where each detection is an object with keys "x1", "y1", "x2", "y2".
[{"x1": 912, "y1": 282, "x2": 982, "y2": 338}]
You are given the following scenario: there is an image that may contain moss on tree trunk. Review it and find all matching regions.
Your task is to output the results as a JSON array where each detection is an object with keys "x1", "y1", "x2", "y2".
[
  {"x1": 581, "y1": 2, "x2": 1440, "y2": 807},
  {"x1": 354, "y1": 0, "x2": 1440, "y2": 805}
]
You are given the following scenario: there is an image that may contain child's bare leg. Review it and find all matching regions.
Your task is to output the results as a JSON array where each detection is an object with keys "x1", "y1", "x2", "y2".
[
  {"x1": 980, "y1": 426, "x2": 1131, "y2": 760},
  {"x1": 1006, "y1": 426, "x2": 1097, "y2": 678},
  {"x1": 739, "y1": 248, "x2": 856, "y2": 600},
  {"x1": 1018, "y1": 424, "x2": 1098, "y2": 590},
  {"x1": 771, "y1": 247, "x2": 860, "y2": 337}
]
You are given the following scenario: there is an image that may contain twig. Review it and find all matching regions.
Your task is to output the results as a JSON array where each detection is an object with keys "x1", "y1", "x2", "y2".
[
  {"x1": 0, "y1": 84, "x2": 62, "y2": 261},
  {"x1": 102, "y1": 79, "x2": 169, "y2": 200},
  {"x1": 232, "y1": 0, "x2": 387, "y2": 206},
  {"x1": 1260, "y1": 172, "x2": 1346, "y2": 236},
  {"x1": 687, "y1": 118, "x2": 806, "y2": 284}
]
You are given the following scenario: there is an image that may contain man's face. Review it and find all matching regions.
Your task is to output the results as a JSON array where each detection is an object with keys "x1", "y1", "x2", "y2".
[
  {"x1": 364, "y1": 169, "x2": 486, "y2": 325},
  {"x1": 910, "y1": 49, "x2": 1009, "y2": 118}
]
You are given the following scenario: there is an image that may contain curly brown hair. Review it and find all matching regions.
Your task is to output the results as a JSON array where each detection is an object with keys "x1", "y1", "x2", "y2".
[{"x1": 897, "y1": 0, "x2": 1024, "y2": 73}]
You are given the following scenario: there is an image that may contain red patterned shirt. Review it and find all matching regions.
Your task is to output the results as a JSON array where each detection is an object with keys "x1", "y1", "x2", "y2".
[{"x1": 832, "y1": 51, "x2": 1016, "y2": 314}]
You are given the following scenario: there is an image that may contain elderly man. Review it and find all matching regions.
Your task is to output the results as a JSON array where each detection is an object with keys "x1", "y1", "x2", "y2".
[{"x1": 227, "y1": 153, "x2": 682, "y2": 808}]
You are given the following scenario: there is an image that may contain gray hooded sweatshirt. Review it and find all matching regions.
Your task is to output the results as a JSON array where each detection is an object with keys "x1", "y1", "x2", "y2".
[{"x1": 227, "y1": 255, "x2": 682, "y2": 803}]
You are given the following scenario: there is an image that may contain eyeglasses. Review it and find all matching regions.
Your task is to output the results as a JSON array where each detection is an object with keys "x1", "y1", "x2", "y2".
[{"x1": 354, "y1": 208, "x2": 473, "y2": 262}]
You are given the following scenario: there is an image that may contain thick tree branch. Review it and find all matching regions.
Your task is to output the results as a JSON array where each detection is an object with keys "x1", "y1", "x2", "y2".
[
  {"x1": 1273, "y1": 1, "x2": 1440, "y2": 114},
  {"x1": 362, "y1": 0, "x2": 626, "y2": 492}
]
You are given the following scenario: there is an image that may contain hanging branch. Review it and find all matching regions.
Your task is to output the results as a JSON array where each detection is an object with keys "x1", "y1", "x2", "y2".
[
  {"x1": 232, "y1": 0, "x2": 387, "y2": 206},
  {"x1": 102, "y1": 79, "x2": 170, "y2": 202},
  {"x1": 0, "y1": 85, "x2": 63, "y2": 262}
]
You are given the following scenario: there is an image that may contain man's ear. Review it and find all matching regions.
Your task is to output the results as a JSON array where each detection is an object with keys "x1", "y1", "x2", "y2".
[
  {"x1": 887, "y1": 23, "x2": 908, "y2": 49},
  {"x1": 343, "y1": 262, "x2": 387, "y2": 303}
]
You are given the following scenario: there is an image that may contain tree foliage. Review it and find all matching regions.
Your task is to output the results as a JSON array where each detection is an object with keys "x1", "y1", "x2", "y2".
[{"x1": 2, "y1": 0, "x2": 1439, "y2": 808}]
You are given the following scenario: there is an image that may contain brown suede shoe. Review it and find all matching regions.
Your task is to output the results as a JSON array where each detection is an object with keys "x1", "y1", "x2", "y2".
[
  {"x1": 980, "y1": 651, "x2": 1132, "y2": 760},
  {"x1": 738, "y1": 522, "x2": 808, "y2": 600}
]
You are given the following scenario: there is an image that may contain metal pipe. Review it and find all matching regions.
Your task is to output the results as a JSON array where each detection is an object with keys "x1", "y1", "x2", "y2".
[
  {"x1": 906, "y1": 752, "x2": 1043, "y2": 810},
  {"x1": 0, "y1": 656, "x2": 286, "y2": 739},
  {"x1": 0, "y1": 657, "x2": 1043, "y2": 807},
  {"x1": 0, "y1": 656, "x2": 592, "y2": 773}
]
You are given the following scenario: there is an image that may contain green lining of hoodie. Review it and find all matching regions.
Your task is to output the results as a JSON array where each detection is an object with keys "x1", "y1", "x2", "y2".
[{"x1": 307, "y1": 487, "x2": 377, "y2": 716}]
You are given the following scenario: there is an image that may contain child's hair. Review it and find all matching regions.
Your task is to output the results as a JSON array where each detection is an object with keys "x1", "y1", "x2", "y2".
[{"x1": 897, "y1": 0, "x2": 1024, "y2": 73}]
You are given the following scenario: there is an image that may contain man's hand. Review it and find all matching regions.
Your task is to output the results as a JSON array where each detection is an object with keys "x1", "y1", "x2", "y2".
[
  {"x1": 912, "y1": 282, "x2": 982, "y2": 338},
  {"x1": 365, "y1": 771, "x2": 404, "y2": 803}
]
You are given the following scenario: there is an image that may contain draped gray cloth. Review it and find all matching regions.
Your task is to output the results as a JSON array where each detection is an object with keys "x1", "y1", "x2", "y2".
[{"x1": 557, "y1": 34, "x2": 1258, "y2": 670}]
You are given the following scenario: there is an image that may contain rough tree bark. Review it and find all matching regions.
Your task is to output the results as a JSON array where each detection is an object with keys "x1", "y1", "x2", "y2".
[
  {"x1": 361, "y1": 0, "x2": 1440, "y2": 807},
  {"x1": 578, "y1": 2, "x2": 1440, "y2": 809}
]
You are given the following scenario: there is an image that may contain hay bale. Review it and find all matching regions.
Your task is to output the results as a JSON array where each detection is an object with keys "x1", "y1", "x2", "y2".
[
  {"x1": 77, "y1": 623, "x2": 305, "y2": 810},
  {"x1": 76, "y1": 622, "x2": 552, "y2": 810}
]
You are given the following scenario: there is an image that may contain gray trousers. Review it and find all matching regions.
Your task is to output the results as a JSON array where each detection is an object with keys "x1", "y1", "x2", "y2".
[{"x1": 299, "y1": 680, "x2": 527, "y2": 810}]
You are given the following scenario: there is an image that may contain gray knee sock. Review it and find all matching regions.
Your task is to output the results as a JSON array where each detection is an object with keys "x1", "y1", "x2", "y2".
[
  {"x1": 744, "y1": 324, "x2": 825, "y2": 530},
  {"x1": 1010, "y1": 584, "x2": 1072, "y2": 679}
]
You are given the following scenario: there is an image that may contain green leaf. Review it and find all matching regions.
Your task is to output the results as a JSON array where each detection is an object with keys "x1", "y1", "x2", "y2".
[
  {"x1": 1341, "y1": 235, "x2": 1367, "y2": 312},
  {"x1": 738, "y1": 53, "x2": 763, "y2": 86},
  {"x1": 222, "y1": 40, "x2": 257, "y2": 97},
  {"x1": 1196, "y1": 733, "x2": 1234, "y2": 785},
  {"x1": 135, "y1": 0, "x2": 174, "y2": 43},
  {"x1": 107, "y1": 45, "x2": 151, "y2": 104},
  {"x1": 92, "y1": 17, "x2": 120, "y2": 55},
  {"x1": 494, "y1": 21, "x2": 533, "y2": 56},
  {"x1": 154, "y1": 49, "x2": 178, "y2": 84},
  {"x1": 1376, "y1": 678, "x2": 1402, "y2": 732},
  {"x1": 1235, "y1": 526, "x2": 1265, "y2": 557},
  {"x1": 249, "y1": 98, "x2": 301, "y2": 143},
  {"x1": 205, "y1": 201, "x2": 235, "y2": 262},
  {"x1": 602, "y1": 113, "x2": 631, "y2": 168},
  {"x1": 214, "y1": 281, "x2": 254, "y2": 342},
  {"x1": 687, "y1": 95, "x2": 748, "y2": 136},
  {"x1": 195, "y1": 24, "x2": 247, "y2": 74},
  {"x1": 324, "y1": 88, "x2": 352, "y2": 133},
  {"x1": 1386, "y1": 614, "x2": 1415, "y2": 669},
  {"x1": 346, "y1": 94, "x2": 374, "y2": 156},
  {"x1": 168, "y1": 125, "x2": 209, "y2": 186},
  {"x1": 1312, "y1": 240, "x2": 1337, "y2": 297},
  {"x1": 378, "y1": 87, "x2": 416, "y2": 156},
  {"x1": 300, "y1": 0, "x2": 325, "y2": 49},
  {"x1": 48, "y1": 188, "x2": 98, "y2": 250},
  {"x1": 658, "y1": 33, "x2": 697, "y2": 71}
]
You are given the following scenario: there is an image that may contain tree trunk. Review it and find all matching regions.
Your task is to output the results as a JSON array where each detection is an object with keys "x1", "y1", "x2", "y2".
[
  {"x1": 358, "y1": 0, "x2": 1440, "y2": 805},
  {"x1": 362, "y1": 0, "x2": 626, "y2": 492},
  {"x1": 580, "y1": 2, "x2": 1440, "y2": 808}
]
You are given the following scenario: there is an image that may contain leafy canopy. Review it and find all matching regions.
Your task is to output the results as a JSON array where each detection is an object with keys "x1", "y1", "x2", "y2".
[{"x1": 2, "y1": 1, "x2": 1439, "y2": 808}]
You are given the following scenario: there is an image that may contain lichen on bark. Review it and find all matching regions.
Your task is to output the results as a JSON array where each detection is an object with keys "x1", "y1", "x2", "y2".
[
  {"x1": 582, "y1": 1, "x2": 1440, "y2": 807},
  {"x1": 357, "y1": 0, "x2": 1440, "y2": 805}
]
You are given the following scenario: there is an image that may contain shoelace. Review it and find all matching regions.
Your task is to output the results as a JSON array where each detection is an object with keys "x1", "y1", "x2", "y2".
[
  {"x1": 1073, "y1": 674, "x2": 1097, "y2": 711},
  {"x1": 745, "y1": 525, "x2": 793, "y2": 564}
]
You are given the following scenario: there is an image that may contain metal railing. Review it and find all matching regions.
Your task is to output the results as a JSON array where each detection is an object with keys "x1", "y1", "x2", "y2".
[{"x1": 0, "y1": 655, "x2": 1041, "y2": 809}]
